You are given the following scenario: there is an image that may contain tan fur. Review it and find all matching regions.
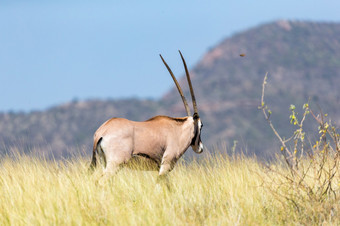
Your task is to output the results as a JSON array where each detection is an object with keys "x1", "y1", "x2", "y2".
[{"x1": 91, "y1": 116, "x2": 196, "y2": 177}]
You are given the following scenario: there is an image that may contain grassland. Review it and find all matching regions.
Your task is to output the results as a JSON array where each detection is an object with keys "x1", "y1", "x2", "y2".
[{"x1": 0, "y1": 153, "x2": 339, "y2": 225}]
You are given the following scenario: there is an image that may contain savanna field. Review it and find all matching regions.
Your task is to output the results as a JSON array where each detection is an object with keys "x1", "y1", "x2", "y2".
[
  {"x1": 0, "y1": 152, "x2": 339, "y2": 225},
  {"x1": 1, "y1": 79, "x2": 339, "y2": 225}
]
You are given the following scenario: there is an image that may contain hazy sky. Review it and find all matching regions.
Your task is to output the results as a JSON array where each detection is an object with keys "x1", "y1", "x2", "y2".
[{"x1": 1, "y1": 0, "x2": 340, "y2": 112}]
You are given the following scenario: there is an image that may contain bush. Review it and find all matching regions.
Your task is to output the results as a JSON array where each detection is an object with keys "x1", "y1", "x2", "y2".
[{"x1": 259, "y1": 73, "x2": 340, "y2": 224}]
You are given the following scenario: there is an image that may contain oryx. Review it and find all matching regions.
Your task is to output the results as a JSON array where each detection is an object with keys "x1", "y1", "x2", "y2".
[{"x1": 90, "y1": 50, "x2": 203, "y2": 180}]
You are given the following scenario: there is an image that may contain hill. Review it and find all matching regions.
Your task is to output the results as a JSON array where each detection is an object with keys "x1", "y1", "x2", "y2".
[
  {"x1": 1, "y1": 20, "x2": 340, "y2": 159},
  {"x1": 0, "y1": 99, "x2": 163, "y2": 158},
  {"x1": 163, "y1": 20, "x2": 340, "y2": 157}
]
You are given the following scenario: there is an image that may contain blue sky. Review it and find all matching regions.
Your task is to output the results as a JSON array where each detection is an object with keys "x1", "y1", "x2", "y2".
[{"x1": 1, "y1": 0, "x2": 340, "y2": 112}]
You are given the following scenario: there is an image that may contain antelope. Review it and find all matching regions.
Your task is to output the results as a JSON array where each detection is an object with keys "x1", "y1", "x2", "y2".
[{"x1": 89, "y1": 50, "x2": 203, "y2": 181}]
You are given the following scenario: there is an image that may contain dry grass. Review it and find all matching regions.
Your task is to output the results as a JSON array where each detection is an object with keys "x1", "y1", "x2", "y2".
[{"x1": 0, "y1": 153, "x2": 339, "y2": 225}]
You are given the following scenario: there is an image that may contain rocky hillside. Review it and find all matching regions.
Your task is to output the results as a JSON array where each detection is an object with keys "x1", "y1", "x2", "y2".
[
  {"x1": 1, "y1": 20, "x2": 340, "y2": 159},
  {"x1": 163, "y1": 20, "x2": 340, "y2": 157}
]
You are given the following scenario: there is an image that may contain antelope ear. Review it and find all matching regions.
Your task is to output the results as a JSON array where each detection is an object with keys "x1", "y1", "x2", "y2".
[{"x1": 193, "y1": 112, "x2": 199, "y2": 120}]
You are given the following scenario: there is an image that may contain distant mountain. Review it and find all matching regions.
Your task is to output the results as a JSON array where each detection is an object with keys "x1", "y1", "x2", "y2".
[
  {"x1": 0, "y1": 99, "x2": 163, "y2": 158},
  {"x1": 1, "y1": 20, "x2": 340, "y2": 159},
  {"x1": 163, "y1": 20, "x2": 340, "y2": 157}
]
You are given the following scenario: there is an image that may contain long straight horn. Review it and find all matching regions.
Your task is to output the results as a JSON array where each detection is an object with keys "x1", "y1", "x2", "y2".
[
  {"x1": 179, "y1": 50, "x2": 198, "y2": 115},
  {"x1": 160, "y1": 54, "x2": 191, "y2": 116}
]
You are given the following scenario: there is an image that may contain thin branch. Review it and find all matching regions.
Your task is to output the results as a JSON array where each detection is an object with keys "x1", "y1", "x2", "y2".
[{"x1": 260, "y1": 73, "x2": 293, "y2": 168}]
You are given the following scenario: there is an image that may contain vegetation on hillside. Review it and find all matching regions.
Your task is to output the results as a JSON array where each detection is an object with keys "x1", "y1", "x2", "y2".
[{"x1": 0, "y1": 99, "x2": 162, "y2": 158}]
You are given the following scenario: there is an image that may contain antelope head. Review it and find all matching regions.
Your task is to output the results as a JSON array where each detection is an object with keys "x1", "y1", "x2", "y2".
[{"x1": 160, "y1": 50, "x2": 204, "y2": 154}]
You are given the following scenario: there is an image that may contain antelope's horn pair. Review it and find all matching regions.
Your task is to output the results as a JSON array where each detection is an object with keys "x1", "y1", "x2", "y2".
[{"x1": 160, "y1": 50, "x2": 198, "y2": 117}]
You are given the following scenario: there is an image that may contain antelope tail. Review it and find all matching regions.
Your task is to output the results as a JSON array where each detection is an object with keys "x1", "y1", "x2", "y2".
[{"x1": 89, "y1": 137, "x2": 106, "y2": 171}]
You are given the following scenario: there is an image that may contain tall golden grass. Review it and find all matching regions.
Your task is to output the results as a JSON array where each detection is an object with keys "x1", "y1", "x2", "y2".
[{"x1": 0, "y1": 152, "x2": 338, "y2": 225}]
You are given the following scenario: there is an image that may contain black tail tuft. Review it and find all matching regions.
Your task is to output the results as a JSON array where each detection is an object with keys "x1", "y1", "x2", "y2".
[
  {"x1": 88, "y1": 154, "x2": 97, "y2": 172},
  {"x1": 88, "y1": 137, "x2": 103, "y2": 173}
]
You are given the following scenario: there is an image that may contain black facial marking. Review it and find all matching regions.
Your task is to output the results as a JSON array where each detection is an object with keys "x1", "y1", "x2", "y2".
[{"x1": 190, "y1": 125, "x2": 200, "y2": 146}]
